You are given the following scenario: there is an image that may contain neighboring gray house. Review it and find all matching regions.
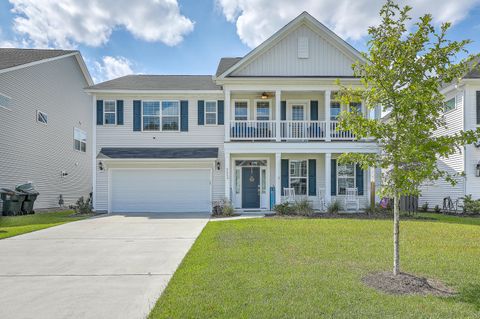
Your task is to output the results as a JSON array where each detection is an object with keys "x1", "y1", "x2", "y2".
[{"x1": 0, "y1": 48, "x2": 94, "y2": 209}]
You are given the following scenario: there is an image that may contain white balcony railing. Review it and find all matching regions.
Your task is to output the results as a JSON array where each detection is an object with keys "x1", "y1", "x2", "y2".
[
  {"x1": 228, "y1": 120, "x2": 355, "y2": 141},
  {"x1": 330, "y1": 121, "x2": 355, "y2": 140},
  {"x1": 280, "y1": 121, "x2": 326, "y2": 140},
  {"x1": 229, "y1": 120, "x2": 276, "y2": 140}
]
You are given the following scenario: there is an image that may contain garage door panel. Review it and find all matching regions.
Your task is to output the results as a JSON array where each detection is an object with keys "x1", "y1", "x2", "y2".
[{"x1": 110, "y1": 169, "x2": 211, "y2": 213}]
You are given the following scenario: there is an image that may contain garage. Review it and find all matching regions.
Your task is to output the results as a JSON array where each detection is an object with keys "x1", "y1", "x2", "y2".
[{"x1": 110, "y1": 168, "x2": 212, "y2": 213}]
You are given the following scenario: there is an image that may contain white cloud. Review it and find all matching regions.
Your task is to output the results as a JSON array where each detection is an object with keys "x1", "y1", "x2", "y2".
[
  {"x1": 90, "y1": 56, "x2": 133, "y2": 83},
  {"x1": 216, "y1": 0, "x2": 480, "y2": 48},
  {"x1": 8, "y1": 0, "x2": 194, "y2": 48}
]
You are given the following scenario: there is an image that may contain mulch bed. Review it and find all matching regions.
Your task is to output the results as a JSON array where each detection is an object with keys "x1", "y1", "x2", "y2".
[
  {"x1": 265, "y1": 212, "x2": 435, "y2": 220},
  {"x1": 362, "y1": 271, "x2": 456, "y2": 296},
  {"x1": 210, "y1": 213, "x2": 242, "y2": 219}
]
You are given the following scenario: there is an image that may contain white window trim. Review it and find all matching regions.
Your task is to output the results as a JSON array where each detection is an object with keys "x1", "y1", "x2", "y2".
[
  {"x1": 141, "y1": 100, "x2": 181, "y2": 132},
  {"x1": 289, "y1": 159, "x2": 308, "y2": 196},
  {"x1": 204, "y1": 100, "x2": 218, "y2": 125},
  {"x1": 255, "y1": 99, "x2": 271, "y2": 121},
  {"x1": 36, "y1": 110, "x2": 48, "y2": 125},
  {"x1": 287, "y1": 100, "x2": 309, "y2": 121},
  {"x1": 74, "y1": 127, "x2": 87, "y2": 153},
  {"x1": 443, "y1": 95, "x2": 457, "y2": 114},
  {"x1": 233, "y1": 99, "x2": 250, "y2": 121},
  {"x1": 336, "y1": 162, "x2": 356, "y2": 196},
  {"x1": 103, "y1": 100, "x2": 117, "y2": 125}
]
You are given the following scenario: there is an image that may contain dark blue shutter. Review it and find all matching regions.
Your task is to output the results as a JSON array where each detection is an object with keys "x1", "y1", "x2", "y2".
[
  {"x1": 133, "y1": 100, "x2": 141, "y2": 131},
  {"x1": 310, "y1": 100, "x2": 318, "y2": 120},
  {"x1": 281, "y1": 159, "x2": 289, "y2": 196},
  {"x1": 217, "y1": 100, "x2": 224, "y2": 125},
  {"x1": 198, "y1": 100, "x2": 205, "y2": 125},
  {"x1": 308, "y1": 159, "x2": 316, "y2": 196},
  {"x1": 281, "y1": 101, "x2": 287, "y2": 120},
  {"x1": 477, "y1": 91, "x2": 480, "y2": 124},
  {"x1": 96, "y1": 100, "x2": 103, "y2": 125},
  {"x1": 180, "y1": 100, "x2": 188, "y2": 132},
  {"x1": 116, "y1": 100, "x2": 124, "y2": 125},
  {"x1": 331, "y1": 159, "x2": 337, "y2": 196},
  {"x1": 356, "y1": 164, "x2": 364, "y2": 195}
]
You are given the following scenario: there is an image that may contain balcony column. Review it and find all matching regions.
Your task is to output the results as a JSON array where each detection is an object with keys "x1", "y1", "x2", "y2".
[
  {"x1": 325, "y1": 153, "x2": 332, "y2": 204},
  {"x1": 275, "y1": 89, "x2": 281, "y2": 142},
  {"x1": 224, "y1": 89, "x2": 231, "y2": 142},
  {"x1": 224, "y1": 151, "x2": 231, "y2": 201},
  {"x1": 324, "y1": 90, "x2": 331, "y2": 141},
  {"x1": 275, "y1": 152, "x2": 282, "y2": 204}
]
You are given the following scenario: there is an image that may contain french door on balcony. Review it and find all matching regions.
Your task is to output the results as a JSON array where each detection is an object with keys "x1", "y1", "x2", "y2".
[{"x1": 290, "y1": 103, "x2": 306, "y2": 138}]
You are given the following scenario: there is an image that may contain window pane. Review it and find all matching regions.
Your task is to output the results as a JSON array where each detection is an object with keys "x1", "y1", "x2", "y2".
[
  {"x1": 235, "y1": 102, "x2": 248, "y2": 120},
  {"x1": 104, "y1": 113, "x2": 116, "y2": 124},
  {"x1": 330, "y1": 102, "x2": 341, "y2": 120},
  {"x1": 338, "y1": 178, "x2": 355, "y2": 195},
  {"x1": 143, "y1": 116, "x2": 160, "y2": 131},
  {"x1": 261, "y1": 169, "x2": 266, "y2": 193},
  {"x1": 143, "y1": 102, "x2": 160, "y2": 115},
  {"x1": 74, "y1": 140, "x2": 81, "y2": 151},
  {"x1": 162, "y1": 101, "x2": 179, "y2": 115},
  {"x1": 291, "y1": 178, "x2": 307, "y2": 195},
  {"x1": 206, "y1": 113, "x2": 217, "y2": 125},
  {"x1": 162, "y1": 116, "x2": 179, "y2": 131},
  {"x1": 292, "y1": 105, "x2": 304, "y2": 120},
  {"x1": 104, "y1": 101, "x2": 115, "y2": 112},
  {"x1": 37, "y1": 111, "x2": 47, "y2": 124},
  {"x1": 350, "y1": 102, "x2": 361, "y2": 113},
  {"x1": 80, "y1": 142, "x2": 86, "y2": 152},
  {"x1": 444, "y1": 98, "x2": 455, "y2": 112},
  {"x1": 257, "y1": 101, "x2": 270, "y2": 120},
  {"x1": 235, "y1": 169, "x2": 241, "y2": 194},
  {"x1": 290, "y1": 160, "x2": 307, "y2": 177},
  {"x1": 338, "y1": 164, "x2": 354, "y2": 177},
  {"x1": 206, "y1": 101, "x2": 217, "y2": 113}
]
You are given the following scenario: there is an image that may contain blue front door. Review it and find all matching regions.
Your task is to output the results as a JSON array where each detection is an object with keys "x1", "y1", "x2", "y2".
[{"x1": 242, "y1": 167, "x2": 260, "y2": 208}]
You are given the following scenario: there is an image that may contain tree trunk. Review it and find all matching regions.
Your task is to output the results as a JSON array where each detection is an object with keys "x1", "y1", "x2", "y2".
[{"x1": 393, "y1": 194, "x2": 400, "y2": 275}]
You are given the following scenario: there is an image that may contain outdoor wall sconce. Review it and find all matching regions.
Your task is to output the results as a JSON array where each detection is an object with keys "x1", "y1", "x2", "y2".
[
  {"x1": 98, "y1": 161, "x2": 104, "y2": 171},
  {"x1": 216, "y1": 160, "x2": 221, "y2": 171},
  {"x1": 61, "y1": 171, "x2": 68, "y2": 177},
  {"x1": 476, "y1": 162, "x2": 480, "y2": 177}
]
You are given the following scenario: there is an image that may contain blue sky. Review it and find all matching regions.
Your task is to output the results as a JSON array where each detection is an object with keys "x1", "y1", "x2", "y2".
[{"x1": 1, "y1": 0, "x2": 479, "y2": 82}]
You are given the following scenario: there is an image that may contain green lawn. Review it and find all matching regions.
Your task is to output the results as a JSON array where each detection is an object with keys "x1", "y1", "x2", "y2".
[
  {"x1": 150, "y1": 216, "x2": 480, "y2": 318},
  {"x1": 0, "y1": 210, "x2": 88, "y2": 239}
]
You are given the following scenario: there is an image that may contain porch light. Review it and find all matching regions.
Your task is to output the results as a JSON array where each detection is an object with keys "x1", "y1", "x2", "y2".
[
  {"x1": 216, "y1": 160, "x2": 221, "y2": 171},
  {"x1": 98, "y1": 161, "x2": 104, "y2": 171},
  {"x1": 261, "y1": 92, "x2": 268, "y2": 99},
  {"x1": 476, "y1": 162, "x2": 480, "y2": 177}
]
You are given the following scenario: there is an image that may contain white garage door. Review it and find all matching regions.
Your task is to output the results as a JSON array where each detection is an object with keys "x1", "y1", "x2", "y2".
[{"x1": 110, "y1": 169, "x2": 211, "y2": 213}]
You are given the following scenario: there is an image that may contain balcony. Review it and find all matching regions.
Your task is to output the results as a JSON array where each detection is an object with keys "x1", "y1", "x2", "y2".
[{"x1": 228, "y1": 120, "x2": 355, "y2": 141}]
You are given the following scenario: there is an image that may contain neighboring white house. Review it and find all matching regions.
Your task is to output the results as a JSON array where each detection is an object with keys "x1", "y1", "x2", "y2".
[
  {"x1": 86, "y1": 12, "x2": 380, "y2": 214},
  {"x1": 417, "y1": 60, "x2": 480, "y2": 209},
  {"x1": 0, "y1": 49, "x2": 94, "y2": 209}
]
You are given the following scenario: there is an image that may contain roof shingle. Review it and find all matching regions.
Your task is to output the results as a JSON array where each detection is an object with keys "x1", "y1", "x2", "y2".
[{"x1": 0, "y1": 48, "x2": 77, "y2": 71}]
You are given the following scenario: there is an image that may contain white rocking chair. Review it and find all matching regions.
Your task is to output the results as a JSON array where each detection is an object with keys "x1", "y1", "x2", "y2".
[
  {"x1": 317, "y1": 188, "x2": 326, "y2": 211},
  {"x1": 345, "y1": 187, "x2": 359, "y2": 212},
  {"x1": 283, "y1": 188, "x2": 296, "y2": 203}
]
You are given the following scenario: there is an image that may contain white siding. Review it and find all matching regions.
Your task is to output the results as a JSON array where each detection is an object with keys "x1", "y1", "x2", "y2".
[
  {"x1": 95, "y1": 94, "x2": 225, "y2": 212},
  {"x1": 419, "y1": 91, "x2": 465, "y2": 208},
  {"x1": 232, "y1": 25, "x2": 355, "y2": 77},
  {"x1": 464, "y1": 83, "x2": 480, "y2": 199},
  {"x1": 0, "y1": 56, "x2": 92, "y2": 209}
]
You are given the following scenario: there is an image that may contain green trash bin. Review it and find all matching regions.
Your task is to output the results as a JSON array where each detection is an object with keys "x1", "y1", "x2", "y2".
[
  {"x1": 16, "y1": 183, "x2": 39, "y2": 214},
  {"x1": 1, "y1": 188, "x2": 26, "y2": 216}
]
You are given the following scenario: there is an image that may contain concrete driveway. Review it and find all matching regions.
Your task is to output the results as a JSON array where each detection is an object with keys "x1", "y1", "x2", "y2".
[{"x1": 0, "y1": 212, "x2": 209, "y2": 319}]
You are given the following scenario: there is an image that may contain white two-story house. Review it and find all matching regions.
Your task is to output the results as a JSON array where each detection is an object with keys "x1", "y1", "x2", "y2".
[{"x1": 86, "y1": 12, "x2": 380, "y2": 214}]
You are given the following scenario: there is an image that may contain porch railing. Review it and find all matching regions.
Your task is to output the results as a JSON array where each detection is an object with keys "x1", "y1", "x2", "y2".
[
  {"x1": 230, "y1": 120, "x2": 276, "y2": 140},
  {"x1": 280, "y1": 121, "x2": 326, "y2": 140},
  {"x1": 330, "y1": 121, "x2": 355, "y2": 140}
]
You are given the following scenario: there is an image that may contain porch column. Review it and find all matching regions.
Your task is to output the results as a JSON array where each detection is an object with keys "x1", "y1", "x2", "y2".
[
  {"x1": 324, "y1": 90, "x2": 331, "y2": 141},
  {"x1": 224, "y1": 151, "x2": 231, "y2": 201},
  {"x1": 275, "y1": 89, "x2": 281, "y2": 142},
  {"x1": 275, "y1": 152, "x2": 282, "y2": 204},
  {"x1": 325, "y1": 153, "x2": 332, "y2": 204},
  {"x1": 224, "y1": 89, "x2": 231, "y2": 142}
]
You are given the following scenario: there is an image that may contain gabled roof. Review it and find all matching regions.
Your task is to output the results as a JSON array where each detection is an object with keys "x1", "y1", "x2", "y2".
[
  {"x1": 98, "y1": 147, "x2": 219, "y2": 159},
  {"x1": 0, "y1": 48, "x2": 93, "y2": 85},
  {"x1": 86, "y1": 75, "x2": 222, "y2": 92},
  {"x1": 215, "y1": 11, "x2": 365, "y2": 79},
  {"x1": 216, "y1": 57, "x2": 242, "y2": 77},
  {"x1": 465, "y1": 56, "x2": 480, "y2": 79}
]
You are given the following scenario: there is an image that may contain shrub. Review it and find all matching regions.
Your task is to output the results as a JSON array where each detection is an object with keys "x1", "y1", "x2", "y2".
[
  {"x1": 434, "y1": 205, "x2": 441, "y2": 213},
  {"x1": 75, "y1": 196, "x2": 92, "y2": 215},
  {"x1": 292, "y1": 199, "x2": 314, "y2": 216},
  {"x1": 463, "y1": 195, "x2": 480, "y2": 215},
  {"x1": 274, "y1": 202, "x2": 294, "y2": 216},
  {"x1": 421, "y1": 202, "x2": 429, "y2": 212},
  {"x1": 327, "y1": 200, "x2": 342, "y2": 214},
  {"x1": 212, "y1": 199, "x2": 235, "y2": 217}
]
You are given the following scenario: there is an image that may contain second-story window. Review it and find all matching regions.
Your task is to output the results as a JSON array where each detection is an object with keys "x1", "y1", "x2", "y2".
[
  {"x1": 330, "y1": 101, "x2": 341, "y2": 120},
  {"x1": 349, "y1": 102, "x2": 362, "y2": 114},
  {"x1": 205, "y1": 101, "x2": 217, "y2": 125},
  {"x1": 256, "y1": 101, "x2": 270, "y2": 120},
  {"x1": 443, "y1": 97, "x2": 456, "y2": 112},
  {"x1": 142, "y1": 100, "x2": 180, "y2": 131},
  {"x1": 104, "y1": 101, "x2": 116, "y2": 125},
  {"x1": 234, "y1": 101, "x2": 248, "y2": 121}
]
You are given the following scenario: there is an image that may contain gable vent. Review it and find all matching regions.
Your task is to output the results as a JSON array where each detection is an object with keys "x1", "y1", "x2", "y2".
[{"x1": 298, "y1": 37, "x2": 309, "y2": 59}]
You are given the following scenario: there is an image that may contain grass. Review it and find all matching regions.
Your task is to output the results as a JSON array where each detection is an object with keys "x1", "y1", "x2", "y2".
[
  {"x1": 0, "y1": 210, "x2": 88, "y2": 239},
  {"x1": 150, "y1": 216, "x2": 480, "y2": 318}
]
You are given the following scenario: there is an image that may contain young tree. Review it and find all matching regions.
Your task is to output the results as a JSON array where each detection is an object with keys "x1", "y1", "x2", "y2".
[{"x1": 337, "y1": 0, "x2": 480, "y2": 276}]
